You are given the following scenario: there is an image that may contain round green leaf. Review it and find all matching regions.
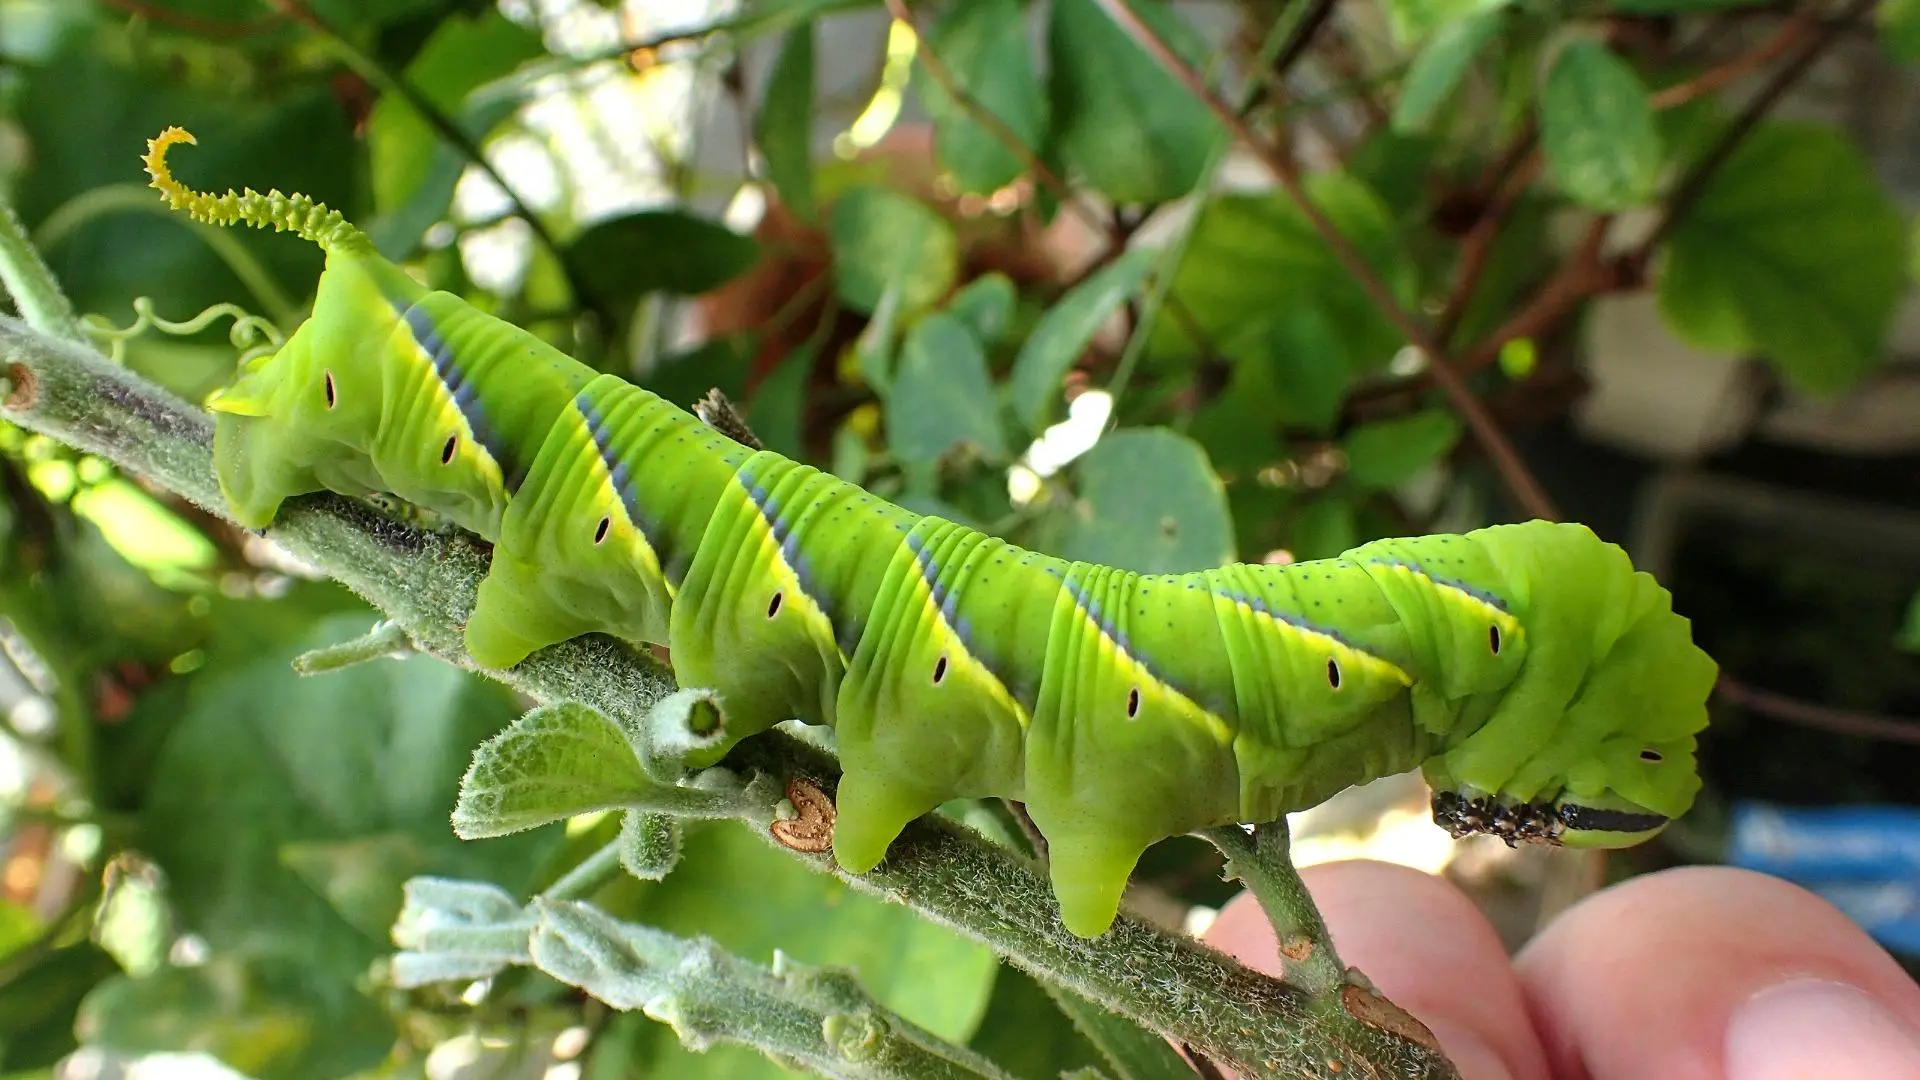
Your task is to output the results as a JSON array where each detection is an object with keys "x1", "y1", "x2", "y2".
[
  {"x1": 828, "y1": 187, "x2": 960, "y2": 315},
  {"x1": 1657, "y1": 122, "x2": 1908, "y2": 396},
  {"x1": 887, "y1": 313, "x2": 1009, "y2": 465},
  {"x1": 1540, "y1": 40, "x2": 1663, "y2": 211},
  {"x1": 1341, "y1": 409, "x2": 1462, "y2": 490},
  {"x1": 1055, "y1": 428, "x2": 1234, "y2": 573},
  {"x1": 566, "y1": 210, "x2": 762, "y2": 310},
  {"x1": 1152, "y1": 178, "x2": 1416, "y2": 368}
]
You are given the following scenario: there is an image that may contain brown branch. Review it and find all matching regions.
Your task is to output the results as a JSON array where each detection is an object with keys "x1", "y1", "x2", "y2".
[
  {"x1": 1715, "y1": 674, "x2": 1920, "y2": 745},
  {"x1": 1457, "y1": 217, "x2": 1618, "y2": 375},
  {"x1": 1639, "y1": 0, "x2": 1872, "y2": 257},
  {"x1": 1646, "y1": 13, "x2": 1814, "y2": 110},
  {"x1": 1087, "y1": 0, "x2": 1562, "y2": 522},
  {"x1": 1434, "y1": 140, "x2": 1542, "y2": 348}
]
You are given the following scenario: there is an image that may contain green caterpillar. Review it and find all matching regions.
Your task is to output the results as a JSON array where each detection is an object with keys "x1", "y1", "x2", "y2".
[{"x1": 145, "y1": 128, "x2": 1720, "y2": 938}]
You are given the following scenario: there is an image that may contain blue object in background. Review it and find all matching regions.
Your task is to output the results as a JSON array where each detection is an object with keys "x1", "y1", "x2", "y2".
[{"x1": 1727, "y1": 802, "x2": 1920, "y2": 956}]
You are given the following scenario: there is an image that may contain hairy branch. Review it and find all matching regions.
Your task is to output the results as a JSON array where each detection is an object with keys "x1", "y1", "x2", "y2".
[
  {"x1": 0, "y1": 317, "x2": 1458, "y2": 1080},
  {"x1": 393, "y1": 878, "x2": 1020, "y2": 1080}
]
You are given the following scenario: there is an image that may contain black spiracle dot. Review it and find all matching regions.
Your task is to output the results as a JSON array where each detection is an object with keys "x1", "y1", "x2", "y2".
[
  {"x1": 767, "y1": 592, "x2": 783, "y2": 618},
  {"x1": 1489, "y1": 624, "x2": 1503, "y2": 655},
  {"x1": 1326, "y1": 658, "x2": 1342, "y2": 690},
  {"x1": 1640, "y1": 749, "x2": 1664, "y2": 763},
  {"x1": 932, "y1": 656, "x2": 948, "y2": 685},
  {"x1": 593, "y1": 517, "x2": 611, "y2": 545},
  {"x1": 440, "y1": 434, "x2": 458, "y2": 465},
  {"x1": 323, "y1": 369, "x2": 337, "y2": 409},
  {"x1": 1126, "y1": 687, "x2": 1140, "y2": 718}
]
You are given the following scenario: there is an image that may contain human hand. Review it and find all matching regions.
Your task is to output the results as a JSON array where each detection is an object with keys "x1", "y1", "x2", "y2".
[{"x1": 1204, "y1": 861, "x2": 1920, "y2": 1079}]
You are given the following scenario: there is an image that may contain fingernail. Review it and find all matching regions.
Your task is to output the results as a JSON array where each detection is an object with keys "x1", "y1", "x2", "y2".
[
  {"x1": 1427, "y1": 1020, "x2": 1512, "y2": 1080},
  {"x1": 1726, "y1": 978, "x2": 1920, "y2": 1080}
]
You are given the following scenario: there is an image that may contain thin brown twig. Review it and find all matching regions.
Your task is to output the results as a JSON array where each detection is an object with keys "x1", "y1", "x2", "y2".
[
  {"x1": 1088, "y1": 0, "x2": 1562, "y2": 522},
  {"x1": 1647, "y1": 13, "x2": 1815, "y2": 110},
  {"x1": 881, "y1": 0, "x2": 1117, "y2": 247},
  {"x1": 1435, "y1": 146, "x2": 1542, "y2": 348},
  {"x1": 1639, "y1": 0, "x2": 1872, "y2": 257},
  {"x1": 1716, "y1": 674, "x2": 1920, "y2": 745},
  {"x1": 1457, "y1": 216, "x2": 1617, "y2": 375},
  {"x1": 884, "y1": 0, "x2": 1220, "y2": 357}
]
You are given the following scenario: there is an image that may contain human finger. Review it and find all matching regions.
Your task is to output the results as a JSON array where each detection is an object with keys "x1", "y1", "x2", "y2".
[
  {"x1": 1515, "y1": 864, "x2": 1920, "y2": 1080},
  {"x1": 1205, "y1": 859, "x2": 1552, "y2": 1080}
]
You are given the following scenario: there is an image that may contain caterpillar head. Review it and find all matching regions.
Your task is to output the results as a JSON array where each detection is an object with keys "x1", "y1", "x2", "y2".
[{"x1": 1397, "y1": 522, "x2": 1719, "y2": 851}]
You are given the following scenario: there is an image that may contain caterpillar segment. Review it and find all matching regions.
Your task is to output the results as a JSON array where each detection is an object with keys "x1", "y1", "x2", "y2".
[{"x1": 147, "y1": 128, "x2": 1720, "y2": 939}]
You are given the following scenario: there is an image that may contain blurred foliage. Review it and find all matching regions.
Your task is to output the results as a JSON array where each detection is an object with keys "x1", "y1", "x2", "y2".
[{"x1": 0, "y1": 0, "x2": 1916, "y2": 1076}]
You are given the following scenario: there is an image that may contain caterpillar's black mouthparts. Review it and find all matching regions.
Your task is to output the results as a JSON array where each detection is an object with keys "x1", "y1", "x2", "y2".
[
  {"x1": 1429, "y1": 791, "x2": 1671, "y2": 846},
  {"x1": 1431, "y1": 790, "x2": 1561, "y2": 845}
]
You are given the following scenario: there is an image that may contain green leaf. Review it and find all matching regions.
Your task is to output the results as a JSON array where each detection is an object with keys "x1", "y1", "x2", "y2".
[
  {"x1": 1897, "y1": 590, "x2": 1920, "y2": 653},
  {"x1": 1010, "y1": 249, "x2": 1157, "y2": 432},
  {"x1": 888, "y1": 312, "x2": 1010, "y2": 465},
  {"x1": 946, "y1": 272, "x2": 1019, "y2": 347},
  {"x1": 828, "y1": 187, "x2": 961, "y2": 315},
  {"x1": 1657, "y1": 122, "x2": 1908, "y2": 396},
  {"x1": 1539, "y1": 40, "x2": 1662, "y2": 210},
  {"x1": 0, "y1": 942, "x2": 119, "y2": 1072},
  {"x1": 968, "y1": 967, "x2": 1103, "y2": 1080},
  {"x1": 1287, "y1": 498, "x2": 1358, "y2": 561},
  {"x1": 1055, "y1": 429, "x2": 1234, "y2": 573},
  {"x1": 366, "y1": 11, "x2": 543, "y2": 219},
  {"x1": 745, "y1": 345, "x2": 815, "y2": 459},
  {"x1": 75, "y1": 963, "x2": 317, "y2": 1079},
  {"x1": 16, "y1": 37, "x2": 355, "y2": 328},
  {"x1": 1047, "y1": 0, "x2": 1227, "y2": 204},
  {"x1": 1883, "y1": 0, "x2": 1920, "y2": 61},
  {"x1": 1382, "y1": 0, "x2": 1506, "y2": 46},
  {"x1": 454, "y1": 702, "x2": 655, "y2": 839},
  {"x1": 756, "y1": 24, "x2": 818, "y2": 220},
  {"x1": 140, "y1": 611, "x2": 554, "y2": 1052},
  {"x1": 1228, "y1": 306, "x2": 1355, "y2": 436},
  {"x1": 1341, "y1": 409, "x2": 1462, "y2": 489},
  {"x1": 567, "y1": 210, "x2": 762, "y2": 313},
  {"x1": 1392, "y1": 9, "x2": 1505, "y2": 134},
  {"x1": 920, "y1": 0, "x2": 1047, "y2": 194},
  {"x1": 1153, "y1": 178, "x2": 1416, "y2": 367},
  {"x1": 389, "y1": 877, "x2": 535, "y2": 989}
]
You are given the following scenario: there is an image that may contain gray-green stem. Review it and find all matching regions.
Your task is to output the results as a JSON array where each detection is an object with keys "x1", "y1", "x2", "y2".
[
  {"x1": 0, "y1": 198, "x2": 84, "y2": 344},
  {"x1": 1202, "y1": 821, "x2": 1346, "y2": 997},
  {"x1": 0, "y1": 317, "x2": 1457, "y2": 1080}
]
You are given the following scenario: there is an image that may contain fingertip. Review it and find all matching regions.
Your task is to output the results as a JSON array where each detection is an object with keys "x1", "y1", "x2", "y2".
[
  {"x1": 1205, "y1": 860, "x2": 1549, "y2": 1080},
  {"x1": 1516, "y1": 864, "x2": 1920, "y2": 1080}
]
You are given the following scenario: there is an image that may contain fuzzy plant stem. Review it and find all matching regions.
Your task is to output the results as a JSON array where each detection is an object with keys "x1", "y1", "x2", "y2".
[
  {"x1": 1201, "y1": 821, "x2": 1346, "y2": 996},
  {"x1": 393, "y1": 878, "x2": 1018, "y2": 1080},
  {"x1": 0, "y1": 199, "x2": 85, "y2": 343},
  {"x1": 0, "y1": 317, "x2": 1458, "y2": 1080}
]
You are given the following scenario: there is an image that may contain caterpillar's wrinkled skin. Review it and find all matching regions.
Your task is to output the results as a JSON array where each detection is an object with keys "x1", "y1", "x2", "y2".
[{"x1": 146, "y1": 128, "x2": 1720, "y2": 937}]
